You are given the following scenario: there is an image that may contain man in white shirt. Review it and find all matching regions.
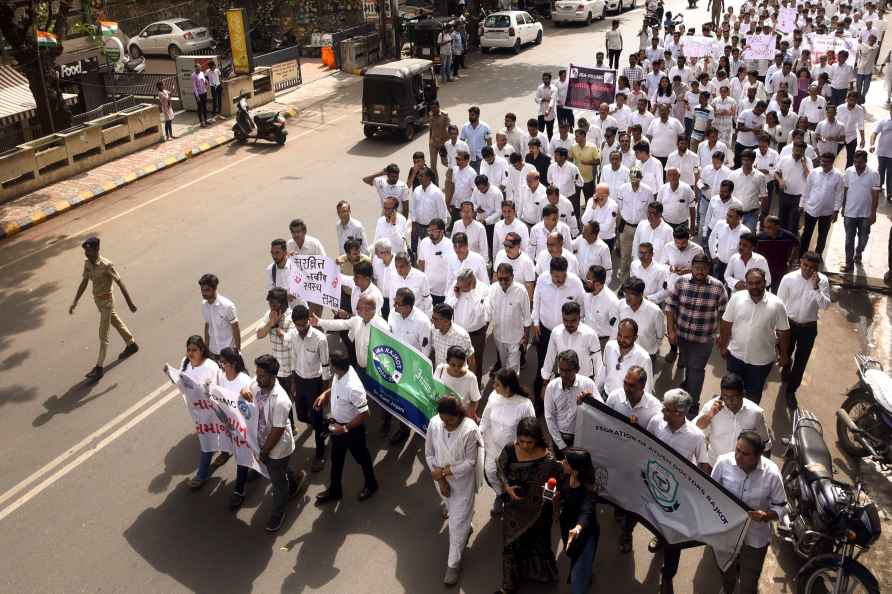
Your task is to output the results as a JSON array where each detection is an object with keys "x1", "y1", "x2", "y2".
[
  {"x1": 775, "y1": 141, "x2": 812, "y2": 235},
  {"x1": 598, "y1": 151, "x2": 631, "y2": 209},
  {"x1": 267, "y1": 239, "x2": 299, "y2": 306},
  {"x1": 548, "y1": 147, "x2": 584, "y2": 222},
  {"x1": 777, "y1": 252, "x2": 831, "y2": 408},
  {"x1": 199, "y1": 273, "x2": 240, "y2": 357},
  {"x1": 837, "y1": 91, "x2": 866, "y2": 168},
  {"x1": 555, "y1": 68, "x2": 574, "y2": 129},
  {"x1": 286, "y1": 218, "x2": 326, "y2": 258},
  {"x1": 410, "y1": 168, "x2": 449, "y2": 256},
  {"x1": 363, "y1": 163, "x2": 410, "y2": 213},
  {"x1": 710, "y1": 204, "x2": 751, "y2": 281},
  {"x1": 573, "y1": 221, "x2": 612, "y2": 281},
  {"x1": 718, "y1": 269, "x2": 791, "y2": 404},
  {"x1": 389, "y1": 252, "x2": 433, "y2": 316},
  {"x1": 500, "y1": 113, "x2": 526, "y2": 155},
  {"x1": 479, "y1": 146, "x2": 510, "y2": 194},
  {"x1": 335, "y1": 200, "x2": 369, "y2": 256},
  {"x1": 388, "y1": 287, "x2": 432, "y2": 356},
  {"x1": 375, "y1": 196, "x2": 409, "y2": 254},
  {"x1": 583, "y1": 265, "x2": 619, "y2": 346},
  {"x1": 815, "y1": 103, "x2": 846, "y2": 158},
  {"x1": 799, "y1": 152, "x2": 844, "y2": 256},
  {"x1": 856, "y1": 35, "x2": 880, "y2": 102},
  {"x1": 633, "y1": 201, "x2": 674, "y2": 261},
  {"x1": 729, "y1": 149, "x2": 769, "y2": 230},
  {"x1": 631, "y1": 242, "x2": 670, "y2": 305},
  {"x1": 799, "y1": 83, "x2": 827, "y2": 126},
  {"x1": 517, "y1": 170, "x2": 549, "y2": 226},
  {"x1": 288, "y1": 305, "x2": 331, "y2": 471},
  {"x1": 841, "y1": 151, "x2": 881, "y2": 271},
  {"x1": 615, "y1": 276, "x2": 665, "y2": 357},
  {"x1": 657, "y1": 168, "x2": 697, "y2": 230},
  {"x1": 550, "y1": 121, "x2": 576, "y2": 155},
  {"x1": 535, "y1": 72, "x2": 559, "y2": 140},
  {"x1": 629, "y1": 98, "x2": 655, "y2": 135},
  {"x1": 418, "y1": 218, "x2": 456, "y2": 305},
  {"x1": 647, "y1": 104, "x2": 686, "y2": 166},
  {"x1": 540, "y1": 301, "x2": 603, "y2": 390},
  {"x1": 734, "y1": 101, "x2": 767, "y2": 168},
  {"x1": 610, "y1": 92, "x2": 633, "y2": 132},
  {"x1": 446, "y1": 269, "x2": 490, "y2": 381},
  {"x1": 634, "y1": 142, "x2": 664, "y2": 197},
  {"x1": 488, "y1": 262, "x2": 531, "y2": 373},
  {"x1": 829, "y1": 50, "x2": 856, "y2": 106},
  {"x1": 529, "y1": 205, "x2": 573, "y2": 261},
  {"x1": 449, "y1": 149, "x2": 478, "y2": 221},
  {"x1": 659, "y1": 226, "x2": 704, "y2": 292},
  {"x1": 695, "y1": 372, "x2": 770, "y2": 466},
  {"x1": 597, "y1": 318, "x2": 654, "y2": 395},
  {"x1": 604, "y1": 365, "x2": 661, "y2": 429},
  {"x1": 544, "y1": 350, "x2": 597, "y2": 452},
  {"x1": 666, "y1": 136, "x2": 699, "y2": 189},
  {"x1": 617, "y1": 168, "x2": 656, "y2": 283},
  {"x1": 724, "y1": 231, "x2": 771, "y2": 291},
  {"x1": 581, "y1": 182, "x2": 619, "y2": 250},
  {"x1": 443, "y1": 125, "x2": 470, "y2": 168},
  {"x1": 452, "y1": 202, "x2": 489, "y2": 264}
]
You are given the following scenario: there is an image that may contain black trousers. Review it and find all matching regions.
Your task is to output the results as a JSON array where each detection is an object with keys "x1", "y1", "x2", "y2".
[
  {"x1": 607, "y1": 49, "x2": 622, "y2": 70},
  {"x1": 532, "y1": 324, "x2": 552, "y2": 414},
  {"x1": 411, "y1": 221, "x2": 429, "y2": 262},
  {"x1": 557, "y1": 106, "x2": 575, "y2": 128},
  {"x1": 211, "y1": 84, "x2": 222, "y2": 114},
  {"x1": 800, "y1": 213, "x2": 832, "y2": 255},
  {"x1": 195, "y1": 92, "x2": 208, "y2": 124},
  {"x1": 537, "y1": 116, "x2": 555, "y2": 140},
  {"x1": 779, "y1": 192, "x2": 801, "y2": 235},
  {"x1": 329, "y1": 425, "x2": 378, "y2": 496},
  {"x1": 292, "y1": 374, "x2": 326, "y2": 459},
  {"x1": 844, "y1": 139, "x2": 857, "y2": 169},
  {"x1": 381, "y1": 297, "x2": 390, "y2": 322},
  {"x1": 785, "y1": 321, "x2": 817, "y2": 396}
]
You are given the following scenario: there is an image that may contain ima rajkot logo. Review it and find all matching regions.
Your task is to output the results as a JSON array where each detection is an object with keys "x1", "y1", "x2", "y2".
[
  {"x1": 238, "y1": 400, "x2": 252, "y2": 420},
  {"x1": 641, "y1": 460, "x2": 680, "y2": 512},
  {"x1": 371, "y1": 345, "x2": 404, "y2": 384}
]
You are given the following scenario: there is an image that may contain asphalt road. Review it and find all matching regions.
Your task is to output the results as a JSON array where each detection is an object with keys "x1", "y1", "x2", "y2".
[{"x1": 0, "y1": 3, "x2": 890, "y2": 593}]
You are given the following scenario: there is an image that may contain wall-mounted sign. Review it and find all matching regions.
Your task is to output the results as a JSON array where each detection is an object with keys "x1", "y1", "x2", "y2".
[{"x1": 226, "y1": 8, "x2": 254, "y2": 75}]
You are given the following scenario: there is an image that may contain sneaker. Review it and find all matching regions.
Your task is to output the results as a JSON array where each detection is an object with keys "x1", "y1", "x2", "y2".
[
  {"x1": 85, "y1": 366, "x2": 104, "y2": 380},
  {"x1": 228, "y1": 491, "x2": 245, "y2": 511},
  {"x1": 118, "y1": 343, "x2": 139, "y2": 359},
  {"x1": 443, "y1": 565, "x2": 460, "y2": 586},
  {"x1": 265, "y1": 510, "x2": 286, "y2": 532},
  {"x1": 310, "y1": 457, "x2": 326, "y2": 473}
]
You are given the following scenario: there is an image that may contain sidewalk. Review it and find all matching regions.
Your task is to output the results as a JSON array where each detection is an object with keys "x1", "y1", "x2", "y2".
[{"x1": 0, "y1": 63, "x2": 358, "y2": 241}]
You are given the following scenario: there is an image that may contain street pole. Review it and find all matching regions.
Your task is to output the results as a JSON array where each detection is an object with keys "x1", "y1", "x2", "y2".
[{"x1": 32, "y1": 0, "x2": 56, "y2": 134}]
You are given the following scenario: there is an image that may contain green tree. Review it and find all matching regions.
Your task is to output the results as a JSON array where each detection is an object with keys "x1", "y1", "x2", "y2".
[{"x1": 0, "y1": 1, "x2": 76, "y2": 134}]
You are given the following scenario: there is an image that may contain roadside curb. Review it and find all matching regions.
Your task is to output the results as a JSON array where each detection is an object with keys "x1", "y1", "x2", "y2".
[{"x1": 0, "y1": 106, "x2": 300, "y2": 242}]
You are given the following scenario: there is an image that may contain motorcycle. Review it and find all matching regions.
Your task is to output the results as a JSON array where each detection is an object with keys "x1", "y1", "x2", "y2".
[
  {"x1": 232, "y1": 94, "x2": 287, "y2": 145},
  {"x1": 776, "y1": 409, "x2": 882, "y2": 594},
  {"x1": 114, "y1": 54, "x2": 145, "y2": 74},
  {"x1": 836, "y1": 354, "x2": 892, "y2": 466}
]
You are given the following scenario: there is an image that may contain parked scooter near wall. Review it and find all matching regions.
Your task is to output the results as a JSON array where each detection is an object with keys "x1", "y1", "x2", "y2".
[
  {"x1": 837, "y1": 354, "x2": 892, "y2": 467},
  {"x1": 232, "y1": 93, "x2": 287, "y2": 145},
  {"x1": 776, "y1": 409, "x2": 882, "y2": 594}
]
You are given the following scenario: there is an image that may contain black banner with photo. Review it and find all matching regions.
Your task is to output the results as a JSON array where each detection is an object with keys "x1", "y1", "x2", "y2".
[{"x1": 565, "y1": 64, "x2": 617, "y2": 110}]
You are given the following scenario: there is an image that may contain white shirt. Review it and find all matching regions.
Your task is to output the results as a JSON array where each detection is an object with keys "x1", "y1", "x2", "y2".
[
  {"x1": 535, "y1": 247, "x2": 580, "y2": 277},
  {"x1": 252, "y1": 379, "x2": 295, "y2": 459},
  {"x1": 411, "y1": 183, "x2": 449, "y2": 226},
  {"x1": 614, "y1": 298, "x2": 665, "y2": 355},
  {"x1": 754, "y1": 147, "x2": 780, "y2": 178},
  {"x1": 777, "y1": 270, "x2": 831, "y2": 324},
  {"x1": 711, "y1": 454, "x2": 786, "y2": 548},
  {"x1": 617, "y1": 183, "x2": 655, "y2": 224},
  {"x1": 372, "y1": 256, "x2": 395, "y2": 296},
  {"x1": 517, "y1": 182, "x2": 549, "y2": 225},
  {"x1": 837, "y1": 104, "x2": 865, "y2": 144},
  {"x1": 494, "y1": 249, "x2": 536, "y2": 286},
  {"x1": 610, "y1": 104, "x2": 633, "y2": 132},
  {"x1": 696, "y1": 396, "x2": 770, "y2": 467},
  {"x1": 656, "y1": 181, "x2": 696, "y2": 226},
  {"x1": 446, "y1": 286, "x2": 490, "y2": 333},
  {"x1": 843, "y1": 166, "x2": 881, "y2": 219},
  {"x1": 202, "y1": 295, "x2": 238, "y2": 354},
  {"x1": 541, "y1": 324, "x2": 603, "y2": 380},
  {"x1": 388, "y1": 307, "x2": 432, "y2": 354},
  {"x1": 645, "y1": 417, "x2": 709, "y2": 466},
  {"x1": 330, "y1": 367, "x2": 370, "y2": 424},
  {"x1": 373, "y1": 175, "x2": 410, "y2": 208},
  {"x1": 286, "y1": 235, "x2": 326, "y2": 257},
  {"x1": 699, "y1": 165, "x2": 733, "y2": 201},
  {"x1": 531, "y1": 272, "x2": 586, "y2": 330},
  {"x1": 722, "y1": 290, "x2": 790, "y2": 366},
  {"x1": 350, "y1": 281, "x2": 385, "y2": 317},
  {"x1": 799, "y1": 95, "x2": 826, "y2": 124},
  {"x1": 776, "y1": 155, "x2": 811, "y2": 196},
  {"x1": 529, "y1": 220, "x2": 573, "y2": 260},
  {"x1": 336, "y1": 217, "x2": 369, "y2": 255},
  {"x1": 418, "y1": 236, "x2": 456, "y2": 296},
  {"x1": 666, "y1": 150, "x2": 699, "y2": 186},
  {"x1": 266, "y1": 259, "x2": 298, "y2": 302},
  {"x1": 606, "y1": 388, "x2": 662, "y2": 429},
  {"x1": 659, "y1": 242, "x2": 703, "y2": 289},
  {"x1": 479, "y1": 393, "x2": 536, "y2": 459},
  {"x1": 725, "y1": 252, "x2": 772, "y2": 290},
  {"x1": 633, "y1": 220, "x2": 674, "y2": 261},
  {"x1": 572, "y1": 236, "x2": 612, "y2": 278},
  {"x1": 287, "y1": 326, "x2": 331, "y2": 380},
  {"x1": 815, "y1": 118, "x2": 846, "y2": 155},
  {"x1": 728, "y1": 169, "x2": 768, "y2": 212},
  {"x1": 629, "y1": 109, "x2": 655, "y2": 133},
  {"x1": 388, "y1": 267, "x2": 433, "y2": 316},
  {"x1": 636, "y1": 157, "x2": 664, "y2": 195},
  {"x1": 630, "y1": 259, "x2": 670, "y2": 304},
  {"x1": 446, "y1": 250, "x2": 489, "y2": 290},
  {"x1": 451, "y1": 220, "x2": 489, "y2": 262},
  {"x1": 480, "y1": 156, "x2": 511, "y2": 190},
  {"x1": 547, "y1": 161, "x2": 583, "y2": 199},
  {"x1": 472, "y1": 185, "x2": 505, "y2": 226},
  {"x1": 646, "y1": 117, "x2": 686, "y2": 157},
  {"x1": 581, "y1": 196, "x2": 619, "y2": 240},
  {"x1": 318, "y1": 315, "x2": 389, "y2": 369},
  {"x1": 444, "y1": 138, "x2": 471, "y2": 168},
  {"x1": 830, "y1": 63, "x2": 855, "y2": 89},
  {"x1": 873, "y1": 118, "x2": 892, "y2": 158},
  {"x1": 487, "y1": 281, "x2": 531, "y2": 343},
  {"x1": 535, "y1": 82, "x2": 559, "y2": 119},
  {"x1": 545, "y1": 375, "x2": 598, "y2": 449},
  {"x1": 584, "y1": 288, "x2": 620, "y2": 338},
  {"x1": 736, "y1": 109, "x2": 765, "y2": 147},
  {"x1": 599, "y1": 165, "x2": 631, "y2": 202},
  {"x1": 375, "y1": 213, "x2": 409, "y2": 253},
  {"x1": 451, "y1": 164, "x2": 478, "y2": 205},
  {"x1": 801, "y1": 168, "x2": 844, "y2": 217},
  {"x1": 698, "y1": 140, "x2": 731, "y2": 170},
  {"x1": 709, "y1": 221, "x2": 751, "y2": 264},
  {"x1": 433, "y1": 364, "x2": 481, "y2": 408},
  {"x1": 598, "y1": 340, "x2": 654, "y2": 395},
  {"x1": 493, "y1": 218, "x2": 530, "y2": 260}
]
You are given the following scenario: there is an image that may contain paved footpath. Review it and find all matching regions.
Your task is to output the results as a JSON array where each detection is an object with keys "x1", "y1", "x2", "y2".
[{"x1": 0, "y1": 65, "x2": 357, "y2": 241}]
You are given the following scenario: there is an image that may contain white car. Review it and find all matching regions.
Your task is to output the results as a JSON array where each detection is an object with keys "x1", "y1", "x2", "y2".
[
  {"x1": 604, "y1": 0, "x2": 637, "y2": 13},
  {"x1": 127, "y1": 19, "x2": 214, "y2": 60},
  {"x1": 480, "y1": 11, "x2": 544, "y2": 54},
  {"x1": 553, "y1": 0, "x2": 607, "y2": 25}
]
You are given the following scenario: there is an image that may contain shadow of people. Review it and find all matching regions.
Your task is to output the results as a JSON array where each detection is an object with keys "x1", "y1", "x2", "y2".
[
  {"x1": 32, "y1": 375, "x2": 120, "y2": 427},
  {"x1": 147, "y1": 434, "x2": 206, "y2": 494}
]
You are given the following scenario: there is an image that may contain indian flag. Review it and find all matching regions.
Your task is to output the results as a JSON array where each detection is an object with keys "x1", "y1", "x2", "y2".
[
  {"x1": 36, "y1": 31, "x2": 58, "y2": 47},
  {"x1": 99, "y1": 20, "x2": 118, "y2": 37}
]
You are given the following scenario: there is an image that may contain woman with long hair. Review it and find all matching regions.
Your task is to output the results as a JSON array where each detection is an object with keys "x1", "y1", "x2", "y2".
[
  {"x1": 558, "y1": 448, "x2": 601, "y2": 594},
  {"x1": 495, "y1": 417, "x2": 562, "y2": 594},
  {"x1": 479, "y1": 368, "x2": 535, "y2": 516},
  {"x1": 216, "y1": 347, "x2": 257, "y2": 510},
  {"x1": 652, "y1": 75, "x2": 675, "y2": 108}
]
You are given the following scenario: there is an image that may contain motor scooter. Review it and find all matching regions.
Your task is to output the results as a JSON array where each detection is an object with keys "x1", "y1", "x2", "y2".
[{"x1": 232, "y1": 94, "x2": 287, "y2": 145}]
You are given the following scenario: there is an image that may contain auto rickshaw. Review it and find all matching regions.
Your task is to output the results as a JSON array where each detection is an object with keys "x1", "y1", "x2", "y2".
[
  {"x1": 406, "y1": 16, "x2": 449, "y2": 74},
  {"x1": 361, "y1": 58, "x2": 438, "y2": 141}
]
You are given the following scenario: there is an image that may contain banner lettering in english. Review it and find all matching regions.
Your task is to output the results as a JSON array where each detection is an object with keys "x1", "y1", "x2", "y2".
[
  {"x1": 574, "y1": 399, "x2": 750, "y2": 571},
  {"x1": 165, "y1": 365, "x2": 267, "y2": 478},
  {"x1": 289, "y1": 255, "x2": 341, "y2": 310},
  {"x1": 365, "y1": 325, "x2": 453, "y2": 436},
  {"x1": 743, "y1": 35, "x2": 776, "y2": 60},
  {"x1": 565, "y1": 64, "x2": 616, "y2": 111}
]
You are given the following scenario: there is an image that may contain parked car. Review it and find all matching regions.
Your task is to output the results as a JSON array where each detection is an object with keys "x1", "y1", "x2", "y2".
[
  {"x1": 553, "y1": 0, "x2": 607, "y2": 24},
  {"x1": 127, "y1": 19, "x2": 214, "y2": 60},
  {"x1": 480, "y1": 11, "x2": 543, "y2": 54},
  {"x1": 604, "y1": 0, "x2": 637, "y2": 14}
]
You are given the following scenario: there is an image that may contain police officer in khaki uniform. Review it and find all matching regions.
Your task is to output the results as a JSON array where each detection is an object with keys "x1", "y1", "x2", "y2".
[
  {"x1": 69, "y1": 236, "x2": 139, "y2": 380},
  {"x1": 429, "y1": 100, "x2": 450, "y2": 178}
]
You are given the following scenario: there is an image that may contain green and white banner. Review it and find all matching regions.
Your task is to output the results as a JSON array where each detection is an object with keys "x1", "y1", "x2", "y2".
[{"x1": 365, "y1": 325, "x2": 452, "y2": 436}]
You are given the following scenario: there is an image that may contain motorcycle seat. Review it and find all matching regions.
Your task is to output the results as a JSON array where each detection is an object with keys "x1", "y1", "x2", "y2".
[
  {"x1": 796, "y1": 419, "x2": 833, "y2": 481},
  {"x1": 864, "y1": 368, "x2": 892, "y2": 413},
  {"x1": 253, "y1": 112, "x2": 279, "y2": 124}
]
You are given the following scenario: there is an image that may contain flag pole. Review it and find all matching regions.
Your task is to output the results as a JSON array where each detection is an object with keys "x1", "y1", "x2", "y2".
[{"x1": 32, "y1": 0, "x2": 56, "y2": 133}]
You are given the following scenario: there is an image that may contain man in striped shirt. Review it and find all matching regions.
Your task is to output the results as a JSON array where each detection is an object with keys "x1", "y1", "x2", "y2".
[{"x1": 664, "y1": 253, "x2": 728, "y2": 413}]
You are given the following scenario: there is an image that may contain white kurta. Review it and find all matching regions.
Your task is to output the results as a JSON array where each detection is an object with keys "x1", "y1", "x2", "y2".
[
  {"x1": 478, "y1": 393, "x2": 536, "y2": 495},
  {"x1": 425, "y1": 416, "x2": 483, "y2": 567}
]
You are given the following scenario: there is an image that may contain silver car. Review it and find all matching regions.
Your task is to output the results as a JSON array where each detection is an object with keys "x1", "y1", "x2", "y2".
[{"x1": 128, "y1": 19, "x2": 213, "y2": 60}]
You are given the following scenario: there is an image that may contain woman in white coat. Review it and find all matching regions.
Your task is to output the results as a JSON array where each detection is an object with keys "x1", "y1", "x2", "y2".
[
  {"x1": 425, "y1": 395, "x2": 483, "y2": 587},
  {"x1": 478, "y1": 368, "x2": 536, "y2": 516}
]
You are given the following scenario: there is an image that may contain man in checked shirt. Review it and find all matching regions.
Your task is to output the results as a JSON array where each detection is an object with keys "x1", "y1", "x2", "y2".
[{"x1": 664, "y1": 253, "x2": 728, "y2": 414}]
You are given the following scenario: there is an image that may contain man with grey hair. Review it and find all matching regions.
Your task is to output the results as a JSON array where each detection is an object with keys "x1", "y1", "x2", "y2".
[
  {"x1": 389, "y1": 251, "x2": 433, "y2": 316},
  {"x1": 544, "y1": 350, "x2": 597, "y2": 455},
  {"x1": 644, "y1": 388, "x2": 710, "y2": 593},
  {"x1": 446, "y1": 268, "x2": 490, "y2": 382},
  {"x1": 487, "y1": 263, "x2": 531, "y2": 374}
]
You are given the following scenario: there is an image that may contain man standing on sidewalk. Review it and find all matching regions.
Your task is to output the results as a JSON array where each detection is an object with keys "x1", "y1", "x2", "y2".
[
  {"x1": 191, "y1": 63, "x2": 209, "y2": 127},
  {"x1": 206, "y1": 60, "x2": 222, "y2": 116},
  {"x1": 69, "y1": 236, "x2": 139, "y2": 380}
]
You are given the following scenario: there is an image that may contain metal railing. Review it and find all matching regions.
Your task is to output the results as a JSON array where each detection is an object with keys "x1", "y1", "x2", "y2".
[
  {"x1": 72, "y1": 96, "x2": 138, "y2": 125},
  {"x1": 100, "y1": 73, "x2": 177, "y2": 99}
]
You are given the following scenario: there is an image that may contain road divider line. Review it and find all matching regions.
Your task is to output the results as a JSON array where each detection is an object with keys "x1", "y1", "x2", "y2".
[{"x1": 0, "y1": 318, "x2": 263, "y2": 521}]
